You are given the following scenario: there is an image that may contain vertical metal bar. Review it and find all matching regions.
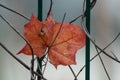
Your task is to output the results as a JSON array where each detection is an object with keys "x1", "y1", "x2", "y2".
[
  {"x1": 38, "y1": 0, "x2": 42, "y2": 21},
  {"x1": 85, "y1": 0, "x2": 90, "y2": 80},
  {"x1": 37, "y1": 0, "x2": 42, "y2": 80}
]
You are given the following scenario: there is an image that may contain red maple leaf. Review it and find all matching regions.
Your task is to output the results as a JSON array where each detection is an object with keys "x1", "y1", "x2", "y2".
[{"x1": 18, "y1": 14, "x2": 86, "y2": 67}]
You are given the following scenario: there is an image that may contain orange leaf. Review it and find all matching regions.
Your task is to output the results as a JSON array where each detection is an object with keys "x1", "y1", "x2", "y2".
[
  {"x1": 18, "y1": 14, "x2": 55, "y2": 58},
  {"x1": 49, "y1": 23, "x2": 86, "y2": 67},
  {"x1": 18, "y1": 14, "x2": 86, "y2": 67}
]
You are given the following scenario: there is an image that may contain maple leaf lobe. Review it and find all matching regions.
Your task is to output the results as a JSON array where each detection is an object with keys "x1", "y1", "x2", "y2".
[
  {"x1": 18, "y1": 14, "x2": 47, "y2": 58},
  {"x1": 48, "y1": 22, "x2": 86, "y2": 67}
]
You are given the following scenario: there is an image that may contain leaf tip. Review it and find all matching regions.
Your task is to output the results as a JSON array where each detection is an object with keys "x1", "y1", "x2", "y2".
[
  {"x1": 16, "y1": 44, "x2": 28, "y2": 55},
  {"x1": 17, "y1": 48, "x2": 24, "y2": 55}
]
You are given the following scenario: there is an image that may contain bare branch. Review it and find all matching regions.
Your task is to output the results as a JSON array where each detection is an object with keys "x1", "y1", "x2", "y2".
[
  {"x1": 49, "y1": 13, "x2": 66, "y2": 48},
  {"x1": 39, "y1": 13, "x2": 67, "y2": 79},
  {"x1": 0, "y1": 14, "x2": 35, "y2": 79},
  {"x1": 0, "y1": 43, "x2": 43, "y2": 78},
  {"x1": 76, "y1": 32, "x2": 120, "y2": 77},
  {"x1": 69, "y1": 0, "x2": 97, "y2": 23},
  {"x1": 90, "y1": 0, "x2": 97, "y2": 10},
  {"x1": 111, "y1": 51, "x2": 119, "y2": 61},
  {"x1": 0, "y1": 4, "x2": 30, "y2": 20},
  {"x1": 68, "y1": 65, "x2": 77, "y2": 80},
  {"x1": 46, "y1": 0, "x2": 53, "y2": 18},
  {"x1": 83, "y1": 19, "x2": 120, "y2": 63},
  {"x1": 42, "y1": 55, "x2": 49, "y2": 77},
  {"x1": 69, "y1": 15, "x2": 83, "y2": 24},
  {"x1": 95, "y1": 45, "x2": 111, "y2": 80}
]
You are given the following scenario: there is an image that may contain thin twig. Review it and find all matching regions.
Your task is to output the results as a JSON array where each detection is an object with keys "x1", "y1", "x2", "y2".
[
  {"x1": 46, "y1": 0, "x2": 53, "y2": 18},
  {"x1": 95, "y1": 44, "x2": 111, "y2": 80},
  {"x1": 42, "y1": 13, "x2": 66, "y2": 57},
  {"x1": 0, "y1": 4, "x2": 30, "y2": 20},
  {"x1": 40, "y1": 13, "x2": 66, "y2": 78},
  {"x1": 69, "y1": 15, "x2": 83, "y2": 24},
  {"x1": 111, "y1": 51, "x2": 119, "y2": 61},
  {"x1": 69, "y1": 0, "x2": 97, "y2": 23},
  {"x1": 81, "y1": 10, "x2": 120, "y2": 63},
  {"x1": 76, "y1": 32, "x2": 120, "y2": 77},
  {"x1": 90, "y1": 0, "x2": 97, "y2": 10},
  {"x1": 36, "y1": 58, "x2": 45, "y2": 80},
  {"x1": 42, "y1": 55, "x2": 49, "y2": 77},
  {"x1": 37, "y1": 60, "x2": 42, "y2": 72},
  {"x1": 90, "y1": 33, "x2": 120, "y2": 63},
  {"x1": 49, "y1": 13, "x2": 66, "y2": 47},
  {"x1": 82, "y1": 17, "x2": 120, "y2": 63},
  {"x1": 69, "y1": 0, "x2": 85, "y2": 23},
  {"x1": 0, "y1": 15, "x2": 34, "y2": 56},
  {"x1": 68, "y1": 65, "x2": 77, "y2": 80},
  {"x1": 75, "y1": 0, "x2": 120, "y2": 76},
  {"x1": 0, "y1": 14, "x2": 35, "y2": 79},
  {"x1": 36, "y1": 1, "x2": 53, "y2": 79},
  {"x1": 0, "y1": 43, "x2": 44, "y2": 78},
  {"x1": 42, "y1": 58, "x2": 48, "y2": 64}
]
